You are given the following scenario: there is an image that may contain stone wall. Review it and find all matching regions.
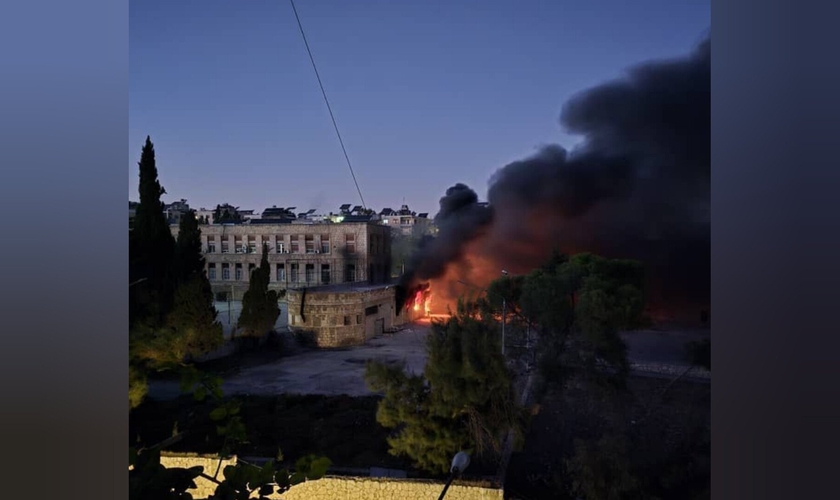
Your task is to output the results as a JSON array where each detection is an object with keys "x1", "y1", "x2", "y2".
[
  {"x1": 170, "y1": 221, "x2": 392, "y2": 301},
  {"x1": 279, "y1": 476, "x2": 503, "y2": 500},
  {"x1": 159, "y1": 453, "x2": 237, "y2": 499},
  {"x1": 287, "y1": 286, "x2": 400, "y2": 347},
  {"x1": 156, "y1": 453, "x2": 503, "y2": 500}
]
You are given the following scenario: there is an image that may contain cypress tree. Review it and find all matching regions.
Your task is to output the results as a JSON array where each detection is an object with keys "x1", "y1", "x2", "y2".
[
  {"x1": 130, "y1": 136, "x2": 175, "y2": 327},
  {"x1": 237, "y1": 244, "x2": 280, "y2": 338}
]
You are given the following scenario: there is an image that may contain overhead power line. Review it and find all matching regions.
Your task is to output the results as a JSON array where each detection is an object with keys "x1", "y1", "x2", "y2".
[{"x1": 289, "y1": 0, "x2": 367, "y2": 210}]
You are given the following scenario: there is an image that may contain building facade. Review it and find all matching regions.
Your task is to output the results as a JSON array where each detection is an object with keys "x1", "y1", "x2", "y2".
[
  {"x1": 286, "y1": 283, "x2": 423, "y2": 347},
  {"x1": 170, "y1": 220, "x2": 392, "y2": 301},
  {"x1": 379, "y1": 205, "x2": 432, "y2": 236}
]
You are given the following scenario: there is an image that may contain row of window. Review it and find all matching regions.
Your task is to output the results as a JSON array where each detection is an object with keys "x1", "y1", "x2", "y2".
[
  {"x1": 204, "y1": 234, "x2": 357, "y2": 255},
  {"x1": 207, "y1": 262, "x2": 357, "y2": 284}
]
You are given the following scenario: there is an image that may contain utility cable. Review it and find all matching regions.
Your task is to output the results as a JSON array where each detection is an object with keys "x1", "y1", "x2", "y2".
[{"x1": 289, "y1": 0, "x2": 367, "y2": 210}]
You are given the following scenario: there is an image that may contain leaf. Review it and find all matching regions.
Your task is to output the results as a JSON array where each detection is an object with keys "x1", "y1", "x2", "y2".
[
  {"x1": 194, "y1": 386, "x2": 207, "y2": 402},
  {"x1": 258, "y1": 484, "x2": 274, "y2": 497},
  {"x1": 289, "y1": 472, "x2": 305, "y2": 485},
  {"x1": 209, "y1": 407, "x2": 228, "y2": 421},
  {"x1": 308, "y1": 457, "x2": 332, "y2": 479}
]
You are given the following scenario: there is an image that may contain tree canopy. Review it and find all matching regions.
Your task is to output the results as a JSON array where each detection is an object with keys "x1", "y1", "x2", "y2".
[
  {"x1": 365, "y1": 309, "x2": 523, "y2": 474},
  {"x1": 517, "y1": 252, "x2": 646, "y2": 388}
]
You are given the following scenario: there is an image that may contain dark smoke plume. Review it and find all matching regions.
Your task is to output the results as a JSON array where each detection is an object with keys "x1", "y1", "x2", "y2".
[
  {"x1": 401, "y1": 37, "x2": 710, "y2": 315},
  {"x1": 396, "y1": 184, "x2": 492, "y2": 308}
]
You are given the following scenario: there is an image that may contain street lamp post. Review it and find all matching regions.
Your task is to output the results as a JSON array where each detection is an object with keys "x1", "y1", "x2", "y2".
[
  {"x1": 501, "y1": 270, "x2": 508, "y2": 357},
  {"x1": 438, "y1": 451, "x2": 470, "y2": 500}
]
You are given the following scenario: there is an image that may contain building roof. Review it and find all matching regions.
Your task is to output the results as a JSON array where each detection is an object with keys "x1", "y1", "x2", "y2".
[
  {"x1": 289, "y1": 280, "x2": 398, "y2": 294},
  {"x1": 341, "y1": 215, "x2": 375, "y2": 222}
]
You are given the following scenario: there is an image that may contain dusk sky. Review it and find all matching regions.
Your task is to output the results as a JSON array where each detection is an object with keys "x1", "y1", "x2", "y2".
[{"x1": 130, "y1": 0, "x2": 709, "y2": 216}]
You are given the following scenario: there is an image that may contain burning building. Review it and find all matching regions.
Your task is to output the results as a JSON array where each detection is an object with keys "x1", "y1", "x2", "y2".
[{"x1": 398, "y1": 36, "x2": 711, "y2": 321}]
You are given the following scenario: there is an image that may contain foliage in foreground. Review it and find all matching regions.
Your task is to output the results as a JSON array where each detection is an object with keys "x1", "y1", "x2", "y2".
[
  {"x1": 130, "y1": 367, "x2": 331, "y2": 500},
  {"x1": 365, "y1": 310, "x2": 524, "y2": 474}
]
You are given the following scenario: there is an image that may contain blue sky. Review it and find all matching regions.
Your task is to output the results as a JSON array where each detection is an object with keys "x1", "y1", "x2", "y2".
[{"x1": 130, "y1": 0, "x2": 709, "y2": 215}]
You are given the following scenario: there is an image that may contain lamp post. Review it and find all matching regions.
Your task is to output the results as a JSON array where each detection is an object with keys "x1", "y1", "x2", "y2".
[
  {"x1": 501, "y1": 270, "x2": 508, "y2": 357},
  {"x1": 438, "y1": 451, "x2": 470, "y2": 500}
]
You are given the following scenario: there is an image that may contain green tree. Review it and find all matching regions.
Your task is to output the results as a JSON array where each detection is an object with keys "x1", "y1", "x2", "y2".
[
  {"x1": 129, "y1": 139, "x2": 223, "y2": 409},
  {"x1": 237, "y1": 245, "x2": 280, "y2": 338},
  {"x1": 130, "y1": 136, "x2": 176, "y2": 328},
  {"x1": 213, "y1": 205, "x2": 222, "y2": 224},
  {"x1": 366, "y1": 308, "x2": 523, "y2": 474},
  {"x1": 174, "y1": 209, "x2": 205, "y2": 283},
  {"x1": 520, "y1": 253, "x2": 646, "y2": 388}
]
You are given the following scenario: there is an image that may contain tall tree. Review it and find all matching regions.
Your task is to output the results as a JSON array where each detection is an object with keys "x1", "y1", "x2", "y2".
[
  {"x1": 237, "y1": 245, "x2": 280, "y2": 338},
  {"x1": 213, "y1": 205, "x2": 222, "y2": 224},
  {"x1": 130, "y1": 136, "x2": 175, "y2": 328},
  {"x1": 174, "y1": 209, "x2": 204, "y2": 283}
]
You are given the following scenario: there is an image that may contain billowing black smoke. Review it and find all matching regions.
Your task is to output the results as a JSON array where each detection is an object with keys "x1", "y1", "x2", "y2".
[
  {"x1": 396, "y1": 184, "x2": 493, "y2": 308},
  {"x1": 399, "y1": 36, "x2": 710, "y2": 314}
]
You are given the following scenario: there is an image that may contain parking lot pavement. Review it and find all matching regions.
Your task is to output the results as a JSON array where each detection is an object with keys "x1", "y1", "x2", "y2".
[
  {"x1": 146, "y1": 321, "x2": 710, "y2": 401},
  {"x1": 148, "y1": 322, "x2": 432, "y2": 400}
]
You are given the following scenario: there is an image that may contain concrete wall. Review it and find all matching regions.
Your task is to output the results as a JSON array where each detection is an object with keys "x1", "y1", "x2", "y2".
[{"x1": 157, "y1": 453, "x2": 503, "y2": 500}]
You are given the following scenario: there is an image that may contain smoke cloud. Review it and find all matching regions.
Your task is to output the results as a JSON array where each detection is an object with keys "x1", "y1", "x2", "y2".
[{"x1": 401, "y1": 37, "x2": 710, "y2": 316}]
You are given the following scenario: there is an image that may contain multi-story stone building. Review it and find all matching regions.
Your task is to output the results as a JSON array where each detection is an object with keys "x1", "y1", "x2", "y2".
[
  {"x1": 170, "y1": 220, "x2": 392, "y2": 301},
  {"x1": 379, "y1": 205, "x2": 432, "y2": 236}
]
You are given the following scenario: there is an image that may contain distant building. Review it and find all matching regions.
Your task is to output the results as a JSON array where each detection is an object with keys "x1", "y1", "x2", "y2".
[
  {"x1": 379, "y1": 205, "x2": 432, "y2": 236},
  {"x1": 164, "y1": 199, "x2": 192, "y2": 225},
  {"x1": 129, "y1": 201, "x2": 139, "y2": 229},
  {"x1": 170, "y1": 219, "x2": 392, "y2": 302},
  {"x1": 195, "y1": 208, "x2": 214, "y2": 224}
]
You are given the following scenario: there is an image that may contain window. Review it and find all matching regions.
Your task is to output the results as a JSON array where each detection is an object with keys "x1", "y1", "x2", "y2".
[
  {"x1": 275, "y1": 236, "x2": 285, "y2": 254},
  {"x1": 305, "y1": 235, "x2": 315, "y2": 254},
  {"x1": 345, "y1": 264, "x2": 356, "y2": 282},
  {"x1": 343, "y1": 316, "x2": 351, "y2": 326},
  {"x1": 208, "y1": 263, "x2": 216, "y2": 280},
  {"x1": 356, "y1": 314, "x2": 361, "y2": 324},
  {"x1": 208, "y1": 236, "x2": 216, "y2": 253},
  {"x1": 248, "y1": 263, "x2": 256, "y2": 277},
  {"x1": 235, "y1": 237, "x2": 244, "y2": 254},
  {"x1": 290, "y1": 235, "x2": 300, "y2": 254},
  {"x1": 222, "y1": 263, "x2": 230, "y2": 280},
  {"x1": 221, "y1": 241, "x2": 229, "y2": 254},
  {"x1": 276, "y1": 263, "x2": 285, "y2": 282},
  {"x1": 365, "y1": 305, "x2": 379, "y2": 316},
  {"x1": 321, "y1": 264, "x2": 330, "y2": 284},
  {"x1": 345, "y1": 233, "x2": 356, "y2": 254},
  {"x1": 305, "y1": 263, "x2": 315, "y2": 283},
  {"x1": 320, "y1": 235, "x2": 330, "y2": 254},
  {"x1": 235, "y1": 264, "x2": 243, "y2": 281},
  {"x1": 290, "y1": 263, "x2": 299, "y2": 283},
  {"x1": 248, "y1": 236, "x2": 257, "y2": 253}
]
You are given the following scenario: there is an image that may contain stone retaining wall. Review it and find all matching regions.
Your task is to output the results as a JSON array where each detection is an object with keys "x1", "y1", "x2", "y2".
[{"x1": 157, "y1": 453, "x2": 504, "y2": 500}]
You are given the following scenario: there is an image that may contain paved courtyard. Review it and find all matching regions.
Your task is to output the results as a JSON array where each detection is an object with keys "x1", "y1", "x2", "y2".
[
  {"x1": 147, "y1": 318, "x2": 710, "y2": 401},
  {"x1": 148, "y1": 320, "x2": 432, "y2": 400}
]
